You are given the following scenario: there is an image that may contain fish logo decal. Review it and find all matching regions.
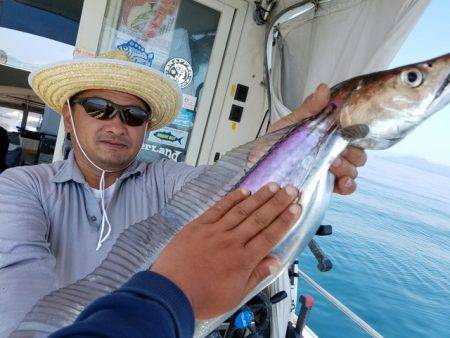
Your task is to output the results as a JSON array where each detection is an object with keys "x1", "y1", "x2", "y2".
[
  {"x1": 117, "y1": 40, "x2": 154, "y2": 67},
  {"x1": 153, "y1": 131, "x2": 183, "y2": 144},
  {"x1": 148, "y1": 127, "x2": 188, "y2": 149}
]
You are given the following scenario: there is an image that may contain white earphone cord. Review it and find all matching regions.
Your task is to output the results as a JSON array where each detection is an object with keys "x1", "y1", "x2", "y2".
[{"x1": 67, "y1": 99, "x2": 148, "y2": 250}]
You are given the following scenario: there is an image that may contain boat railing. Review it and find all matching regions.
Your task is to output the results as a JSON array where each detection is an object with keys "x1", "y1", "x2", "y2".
[{"x1": 298, "y1": 269, "x2": 383, "y2": 338}]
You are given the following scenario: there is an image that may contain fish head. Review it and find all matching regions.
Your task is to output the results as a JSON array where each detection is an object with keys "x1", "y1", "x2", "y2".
[{"x1": 335, "y1": 53, "x2": 450, "y2": 149}]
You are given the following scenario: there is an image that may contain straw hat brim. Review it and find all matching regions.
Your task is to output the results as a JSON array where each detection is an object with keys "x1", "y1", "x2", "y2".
[{"x1": 28, "y1": 58, "x2": 182, "y2": 131}]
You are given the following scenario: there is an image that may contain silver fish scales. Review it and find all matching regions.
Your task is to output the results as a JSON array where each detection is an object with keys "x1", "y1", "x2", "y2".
[{"x1": 11, "y1": 53, "x2": 450, "y2": 337}]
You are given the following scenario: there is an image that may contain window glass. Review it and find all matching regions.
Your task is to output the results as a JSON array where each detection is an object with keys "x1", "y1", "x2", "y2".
[
  {"x1": 98, "y1": 0, "x2": 220, "y2": 162},
  {"x1": 0, "y1": 106, "x2": 23, "y2": 132},
  {"x1": 0, "y1": 107, "x2": 42, "y2": 132},
  {"x1": 0, "y1": 0, "x2": 82, "y2": 71}
]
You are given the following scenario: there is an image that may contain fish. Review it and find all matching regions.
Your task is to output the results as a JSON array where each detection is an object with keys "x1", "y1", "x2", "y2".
[
  {"x1": 153, "y1": 130, "x2": 184, "y2": 144},
  {"x1": 10, "y1": 53, "x2": 450, "y2": 338}
]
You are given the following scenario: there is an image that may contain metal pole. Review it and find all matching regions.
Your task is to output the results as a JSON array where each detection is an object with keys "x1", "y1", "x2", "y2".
[{"x1": 298, "y1": 269, "x2": 383, "y2": 338}]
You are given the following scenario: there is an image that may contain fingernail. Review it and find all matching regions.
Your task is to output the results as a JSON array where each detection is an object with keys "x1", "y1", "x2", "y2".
[
  {"x1": 344, "y1": 178, "x2": 353, "y2": 188},
  {"x1": 332, "y1": 158, "x2": 342, "y2": 168},
  {"x1": 288, "y1": 204, "x2": 301, "y2": 214},
  {"x1": 285, "y1": 184, "x2": 298, "y2": 197},
  {"x1": 269, "y1": 264, "x2": 279, "y2": 275},
  {"x1": 341, "y1": 148, "x2": 349, "y2": 156},
  {"x1": 268, "y1": 182, "x2": 279, "y2": 193},
  {"x1": 240, "y1": 188, "x2": 251, "y2": 196}
]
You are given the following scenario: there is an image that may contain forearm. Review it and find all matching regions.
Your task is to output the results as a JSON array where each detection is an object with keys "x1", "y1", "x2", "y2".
[
  {"x1": 50, "y1": 271, "x2": 195, "y2": 338},
  {"x1": 0, "y1": 169, "x2": 57, "y2": 336}
]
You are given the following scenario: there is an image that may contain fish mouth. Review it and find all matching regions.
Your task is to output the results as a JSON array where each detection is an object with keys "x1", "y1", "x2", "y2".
[
  {"x1": 385, "y1": 137, "x2": 402, "y2": 142},
  {"x1": 435, "y1": 70, "x2": 450, "y2": 100}
]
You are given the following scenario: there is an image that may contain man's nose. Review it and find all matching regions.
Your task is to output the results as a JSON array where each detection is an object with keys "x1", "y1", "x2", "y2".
[{"x1": 104, "y1": 110, "x2": 127, "y2": 134}]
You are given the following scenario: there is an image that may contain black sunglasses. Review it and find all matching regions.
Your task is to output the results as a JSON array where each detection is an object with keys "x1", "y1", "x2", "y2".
[{"x1": 71, "y1": 97, "x2": 151, "y2": 127}]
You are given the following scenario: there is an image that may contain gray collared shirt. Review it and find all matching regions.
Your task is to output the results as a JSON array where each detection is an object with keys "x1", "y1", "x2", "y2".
[{"x1": 0, "y1": 152, "x2": 205, "y2": 336}]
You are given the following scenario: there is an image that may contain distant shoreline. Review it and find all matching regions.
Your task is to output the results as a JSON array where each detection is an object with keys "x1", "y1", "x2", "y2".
[{"x1": 374, "y1": 155, "x2": 450, "y2": 179}]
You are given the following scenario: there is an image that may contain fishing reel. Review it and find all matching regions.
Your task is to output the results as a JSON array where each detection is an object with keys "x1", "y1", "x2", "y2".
[{"x1": 208, "y1": 291, "x2": 287, "y2": 338}]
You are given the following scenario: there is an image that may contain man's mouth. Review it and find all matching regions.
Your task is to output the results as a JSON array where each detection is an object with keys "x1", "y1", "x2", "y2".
[{"x1": 99, "y1": 140, "x2": 128, "y2": 150}]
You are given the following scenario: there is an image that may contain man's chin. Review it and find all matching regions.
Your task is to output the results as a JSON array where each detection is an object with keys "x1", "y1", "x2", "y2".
[{"x1": 96, "y1": 154, "x2": 136, "y2": 171}]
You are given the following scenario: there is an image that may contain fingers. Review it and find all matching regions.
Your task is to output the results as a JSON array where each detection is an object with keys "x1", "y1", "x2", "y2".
[
  {"x1": 267, "y1": 84, "x2": 331, "y2": 132},
  {"x1": 330, "y1": 156, "x2": 358, "y2": 179},
  {"x1": 244, "y1": 202, "x2": 302, "y2": 262},
  {"x1": 330, "y1": 147, "x2": 366, "y2": 195},
  {"x1": 218, "y1": 182, "x2": 281, "y2": 231},
  {"x1": 244, "y1": 255, "x2": 280, "y2": 295},
  {"x1": 198, "y1": 188, "x2": 250, "y2": 223},
  {"x1": 232, "y1": 185, "x2": 299, "y2": 242},
  {"x1": 341, "y1": 146, "x2": 367, "y2": 167},
  {"x1": 333, "y1": 176, "x2": 357, "y2": 195}
]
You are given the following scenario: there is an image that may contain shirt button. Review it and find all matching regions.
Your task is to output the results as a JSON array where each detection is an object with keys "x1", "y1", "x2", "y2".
[{"x1": 90, "y1": 216, "x2": 97, "y2": 222}]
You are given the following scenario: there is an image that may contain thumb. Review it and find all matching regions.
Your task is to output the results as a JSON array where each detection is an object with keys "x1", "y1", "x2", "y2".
[
  {"x1": 292, "y1": 83, "x2": 330, "y2": 121},
  {"x1": 244, "y1": 256, "x2": 280, "y2": 295},
  {"x1": 268, "y1": 84, "x2": 330, "y2": 133}
]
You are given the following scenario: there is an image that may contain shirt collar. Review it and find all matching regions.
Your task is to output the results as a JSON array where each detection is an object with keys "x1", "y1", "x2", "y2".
[{"x1": 52, "y1": 151, "x2": 146, "y2": 184}]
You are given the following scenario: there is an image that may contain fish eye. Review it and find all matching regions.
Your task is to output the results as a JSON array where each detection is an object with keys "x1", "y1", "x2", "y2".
[{"x1": 401, "y1": 68, "x2": 423, "y2": 88}]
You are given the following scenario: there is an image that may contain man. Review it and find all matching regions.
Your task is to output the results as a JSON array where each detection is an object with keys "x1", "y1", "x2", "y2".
[{"x1": 0, "y1": 52, "x2": 366, "y2": 336}]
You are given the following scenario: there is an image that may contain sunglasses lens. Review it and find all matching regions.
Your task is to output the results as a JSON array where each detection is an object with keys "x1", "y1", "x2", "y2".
[
  {"x1": 83, "y1": 98, "x2": 114, "y2": 120},
  {"x1": 121, "y1": 107, "x2": 149, "y2": 127},
  {"x1": 75, "y1": 97, "x2": 150, "y2": 127}
]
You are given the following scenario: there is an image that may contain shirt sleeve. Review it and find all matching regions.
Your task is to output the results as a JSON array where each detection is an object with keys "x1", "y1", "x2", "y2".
[
  {"x1": 0, "y1": 168, "x2": 56, "y2": 336},
  {"x1": 49, "y1": 271, "x2": 195, "y2": 338}
]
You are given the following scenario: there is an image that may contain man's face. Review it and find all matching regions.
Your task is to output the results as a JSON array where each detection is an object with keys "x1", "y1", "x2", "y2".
[{"x1": 63, "y1": 89, "x2": 149, "y2": 171}]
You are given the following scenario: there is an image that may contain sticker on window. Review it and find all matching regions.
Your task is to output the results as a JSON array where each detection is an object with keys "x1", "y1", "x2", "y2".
[
  {"x1": 164, "y1": 58, "x2": 193, "y2": 88},
  {"x1": 148, "y1": 126, "x2": 188, "y2": 149}
]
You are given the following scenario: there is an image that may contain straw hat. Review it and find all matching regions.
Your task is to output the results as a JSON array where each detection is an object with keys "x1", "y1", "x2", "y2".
[{"x1": 28, "y1": 51, "x2": 182, "y2": 131}]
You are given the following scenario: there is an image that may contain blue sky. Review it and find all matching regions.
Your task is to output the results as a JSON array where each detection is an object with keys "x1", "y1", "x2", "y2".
[{"x1": 381, "y1": 0, "x2": 450, "y2": 166}]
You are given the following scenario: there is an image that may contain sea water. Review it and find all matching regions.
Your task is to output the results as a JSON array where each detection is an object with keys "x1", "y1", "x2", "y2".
[{"x1": 297, "y1": 156, "x2": 450, "y2": 337}]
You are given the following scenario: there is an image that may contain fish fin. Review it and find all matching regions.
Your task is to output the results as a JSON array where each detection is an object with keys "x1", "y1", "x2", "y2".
[{"x1": 340, "y1": 124, "x2": 369, "y2": 140}]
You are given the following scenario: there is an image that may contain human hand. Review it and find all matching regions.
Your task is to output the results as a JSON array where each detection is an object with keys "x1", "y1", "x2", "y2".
[
  {"x1": 267, "y1": 83, "x2": 367, "y2": 195},
  {"x1": 151, "y1": 183, "x2": 301, "y2": 319}
]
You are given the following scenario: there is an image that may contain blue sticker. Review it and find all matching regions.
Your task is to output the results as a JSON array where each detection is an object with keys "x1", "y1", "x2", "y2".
[
  {"x1": 153, "y1": 131, "x2": 183, "y2": 144},
  {"x1": 117, "y1": 40, "x2": 154, "y2": 67},
  {"x1": 148, "y1": 127, "x2": 188, "y2": 149},
  {"x1": 172, "y1": 109, "x2": 194, "y2": 129},
  {"x1": 234, "y1": 310, "x2": 253, "y2": 329}
]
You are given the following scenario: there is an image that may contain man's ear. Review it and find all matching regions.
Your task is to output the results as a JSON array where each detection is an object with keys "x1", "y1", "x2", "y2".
[{"x1": 62, "y1": 103, "x2": 72, "y2": 134}]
